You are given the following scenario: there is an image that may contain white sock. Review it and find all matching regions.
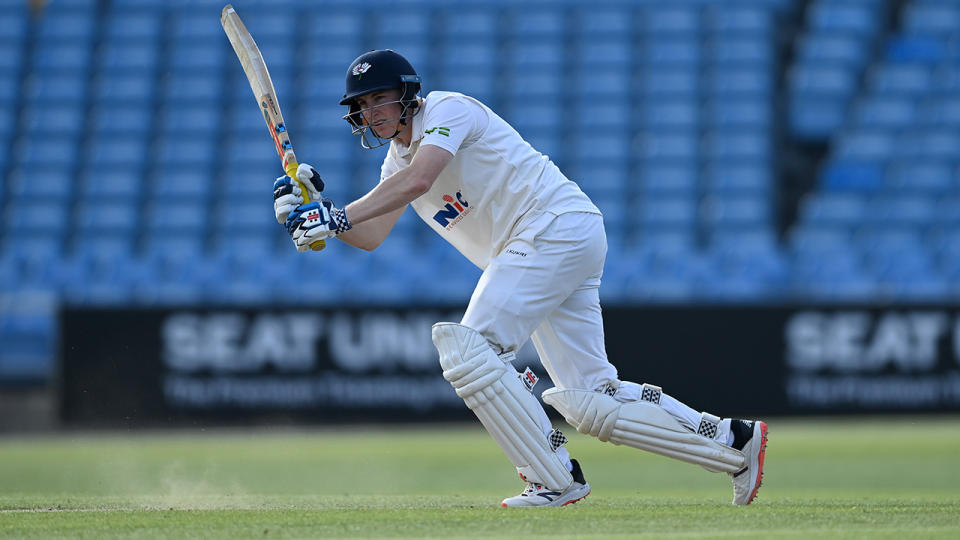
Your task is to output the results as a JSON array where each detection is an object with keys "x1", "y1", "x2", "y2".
[
  {"x1": 611, "y1": 381, "x2": 733, "y2": 444},
  {"x1": 717, "y1": 418, "x2": 734, "y2": 447},
  {"x1": 658, "y1": 392, "x2": 702, "y2": 432}
]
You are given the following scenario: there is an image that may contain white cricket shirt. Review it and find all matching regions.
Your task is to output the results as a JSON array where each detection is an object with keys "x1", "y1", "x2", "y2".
[{"x1": 381, "y1": 91, "x2": 600, "y2": 269}]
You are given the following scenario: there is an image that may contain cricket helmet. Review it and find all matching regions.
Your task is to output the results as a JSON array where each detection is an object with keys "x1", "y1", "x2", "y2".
[
  {"x1": 340, "y1": 49, "x2": 421, "y2": 107},
  {"x1": 340, "y1": 49, "x2": 423, "y2": 149}
]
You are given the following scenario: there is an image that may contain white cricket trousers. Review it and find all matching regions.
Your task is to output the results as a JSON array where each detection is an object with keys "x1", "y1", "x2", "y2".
[{"x1": 462, "y1": 211, "x2": 618, "y2": 394}]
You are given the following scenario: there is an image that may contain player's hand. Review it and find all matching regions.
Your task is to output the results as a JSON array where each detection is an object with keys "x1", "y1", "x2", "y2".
[
  {"x1": 272, "y1": 163, "x2": 325, "y2": 224},
  {"x1": 284, "y1": 199, "x2": 352, "y2": 252}
]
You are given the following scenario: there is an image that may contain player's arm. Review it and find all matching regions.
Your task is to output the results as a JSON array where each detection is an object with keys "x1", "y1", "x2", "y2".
[
  {"x1": 345, "y1": 144, "x2": 453, "y2": 225},
  {"x1": 336, "y1": 145, "x2": 452, "y2": 250}
]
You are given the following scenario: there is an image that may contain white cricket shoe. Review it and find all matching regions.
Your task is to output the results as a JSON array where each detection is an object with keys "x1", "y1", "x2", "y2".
[
  {"x1": 729, "y1": 419, "x2": 768, "y2": 505},
  {"x1": 500, "y1": 459, "x2": 591, "y2": 508}
]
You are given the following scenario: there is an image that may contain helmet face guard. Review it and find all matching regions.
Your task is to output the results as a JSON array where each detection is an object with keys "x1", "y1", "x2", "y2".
[
  {"x1": 340, "y1": 50, "x2": 422, "y2": 149},
  {"x1": 342, "y1": 76, "x2": 422, "y2": 149}
]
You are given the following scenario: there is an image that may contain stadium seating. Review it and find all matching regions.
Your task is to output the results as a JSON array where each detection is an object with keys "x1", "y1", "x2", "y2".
[{"x1": 4, "y1": 0, "x2": 959, "y2": 382}]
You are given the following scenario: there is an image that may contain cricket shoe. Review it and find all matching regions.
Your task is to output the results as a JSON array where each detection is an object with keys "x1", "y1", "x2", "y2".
[
  {"x1": 500, "y1": 459, "x2": 590, "y2": 508},
  {"x1": 729, "y1": 419, "x2": 768, "y2": 505}
]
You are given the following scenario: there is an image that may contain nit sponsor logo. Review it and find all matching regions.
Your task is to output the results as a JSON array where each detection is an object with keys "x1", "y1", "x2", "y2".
[{"x1": 432, "y1": 191, "x2": 471, "y2": 230}]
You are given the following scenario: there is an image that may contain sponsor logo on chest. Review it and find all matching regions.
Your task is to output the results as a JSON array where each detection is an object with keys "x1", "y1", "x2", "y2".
[{"x1": 432, "y1": 191, "x2": 471, "y2": 230}]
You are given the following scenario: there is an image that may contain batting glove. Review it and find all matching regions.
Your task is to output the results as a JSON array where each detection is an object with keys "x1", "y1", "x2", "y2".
[
  {"x1": 273, "y1": 163, "x2": 325, "y2": 224},
  {"x1": 285, "y1": 199, "x2": 352, "y2": 252}
]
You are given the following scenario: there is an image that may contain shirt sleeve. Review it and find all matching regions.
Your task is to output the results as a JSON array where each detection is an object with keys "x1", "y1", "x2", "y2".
[{"x1": 418, "y1": 96, "x2": 484, "y2": 156}]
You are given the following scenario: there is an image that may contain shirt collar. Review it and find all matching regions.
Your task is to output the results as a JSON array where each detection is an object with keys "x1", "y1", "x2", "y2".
[{"x1": 393, "y1": 103, "x2": 425, "y2": 159}]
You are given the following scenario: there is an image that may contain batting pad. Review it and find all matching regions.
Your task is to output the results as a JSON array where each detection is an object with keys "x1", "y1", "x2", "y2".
[
  {"x1": 432, "y1": 323, "x2": 573, "y2": 491},
  {"x1": 542, "y1": 388, "x2": 746, "y2": 474}
]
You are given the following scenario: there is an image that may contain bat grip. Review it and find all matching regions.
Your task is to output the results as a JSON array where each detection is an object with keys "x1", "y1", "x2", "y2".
[{"x1": 285, "y1": 161, "x2": 326, "y2": 252}]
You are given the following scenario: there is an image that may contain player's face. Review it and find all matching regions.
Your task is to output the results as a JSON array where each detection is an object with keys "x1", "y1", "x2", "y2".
[{"x1": 355, "y1": 89, "x2": 405, "y2": 138}]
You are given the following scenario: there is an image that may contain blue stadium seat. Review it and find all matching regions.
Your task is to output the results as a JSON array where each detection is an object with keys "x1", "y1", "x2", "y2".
[
  {"x1": 834, "y1": 131, "x2": 896, "y2": 161},
  {"x1": 88, "y1": 138, "x2": 149, "y2": 167},
  {"x1": 798, "y1": 33, "x2": 870, "y2": 66},
  {"x1": 80, "y1": 168, "x2": 142, "y2": 199},
  {"x1": 704, "y1": 68, "x2": 772, "y2": 96},
  {"x1": 32, "y1": 44, "x2": 92, "y2": 73},
  {"x1": 146, "y1": 201, "x2": 206, "y2": 232},
  {"x1": 702, "y1": 194, "x2": 772, "y2": 227},
  {"x1": 637, "y1": 69, "x2": 699, "y2": 96},
  {"x1": 306, "y1": 11, "x2": 363, "y2": 41},
  {"x1": 0, "y1": 13, "x2": 27, "y2": 43},
  {"x1": 885, "y1": 161, "x2": 953, "y2": 192},
  {"x1": 574, "y1": 99, "x2": 629, "y2": 129},
  {"x1": 704, "y1": 132, "x2": 770, "y2": 160},
  {"x1": 158, "y1": 137, "x2": 217, "y2": 167},
  {"x1": 99, "y1": 42, "x2": 159, "y2": 72},
  {"x1": 887, "y1": 35, "x2": 945, "y2": 63},
  {"x1": 633, "y1": 196, "x2": 697, "y2": 228},
  {"x1": 151, "y1": 168, "x2": 212, "y2": 200},
  {"x1": 214, "y1": 201, "x2": 275, "y2": 232},
  {"x1": 706, "y1": 99, "x2": 772, "y2": 128},
  {"x1": 164, "y1": 75, "x2": 222, "y2": 102},
  {"x1": 708, "y1": 7, "x2": 772, "y2": 35},
  {"x1": 895, "y1": 129, "x2": 960, "y2": 159},
  {"x1": 633, "y1": 132, "x2": 698, "y2": 160},
  {"x1": 440, "y1": 42, "x2": 497, "y2": 71},
  {"x1": 508, "y1": 99, "x2": 563, "y2": 132},
  {"x1": 501, "y1": 69, "x2": 562, "y2": 99},
  {"x1": 441, "y1": 10, "x2": 498, "y2": 38},
  {"x1": 23, "y1": 105, "x2": 85, "y2": 135},
  {"x1": 644, "y1": 39, "x2": 701, "y2": 65},
  {"x1": 641, "y1": 7, "x2": 700, "y2": 35},
  {"x1": 26, "y1": 74, "x2": 88, "y2": 102},
  {"x1": 799, "y1": 193, "x2": 866, "y2": 224},
  {"x1": 103, "y1": 11, "x2": 162, "y2": 42},
  {"x1": 37, "y1": 11, "x2": 94, "y2": 42},
  {"x1": 904, "y1": 3, "x2": 960, "y2": 36},
  {"x1": 575, "y1": 40, "x2": 633, "y2": 66},
  {"x1": 808, "y1": 2, "x2": 882, "y2": 35},
  {"x1": 508, "y1": 9, "x2": 565, "y2": 37},
  {"x1": 94, "y1": 105, "x2": 152, "y2": 135},
  {"x1": 637, "y1": 163, "x2": 698, "y2": 196},
  {"x1": 918, "y1": 97, "x2": 960, "y2": 126},
  {"x1": 708, "y1": 37, "x2": 775, "y2": 66},
  {"x1": 821, "y1": 160, "x2": 884, "y2": 191},
  {"x1": 790, "y1": 97, "x2": 848, "y2": 139},
  {"x1": 869, "y1": 64, "x2": 933, "y2": 95},
  {"x1": 94, "y1": 74, "x2": 154, "y2": 103},
  {"x1": 790, "y1": 64, "x2": 858, "y2": 96},
  {"x1": 636, "y1": 100, "x2": 699, "y2": 129},
  {"x1": 169, "y1": 44, "x2": 226, "y2": 72},
  {"x1": 574, "y1": 8, "x2": 633, "y2": 37},
  {"x1": 574, "y1": 69, "x2": 630, "y2": 97},
  {"x1": 18, "y1": 137, "x2": 80, "y2": 168},
  {"x1": 865, "y1": 195, "x2": 936, "y2": 226},
  {"x1": 852, "y1": 96, "x2": 915, "y2": 128},
  {"x1": 162, "y1": 106, "x2": 220, "y2": 133},
  {"x1": 76, "y1": 202, "x2": 138, "y2": 232}
]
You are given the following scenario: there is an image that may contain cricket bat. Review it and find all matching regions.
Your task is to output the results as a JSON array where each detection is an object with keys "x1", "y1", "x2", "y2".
[{"x1": 220, "y1": 4, "x2": 325, "y2": 251}]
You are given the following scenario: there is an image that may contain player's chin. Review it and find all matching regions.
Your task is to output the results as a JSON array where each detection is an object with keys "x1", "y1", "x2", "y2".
[{"x1": 372, "y1": 122, "x2": 397, "y2": 139}]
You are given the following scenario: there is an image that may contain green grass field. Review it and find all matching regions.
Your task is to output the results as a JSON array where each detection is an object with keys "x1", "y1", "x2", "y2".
[{"x1": 1, "y1": 417, "x2": 958, "y2": 539}]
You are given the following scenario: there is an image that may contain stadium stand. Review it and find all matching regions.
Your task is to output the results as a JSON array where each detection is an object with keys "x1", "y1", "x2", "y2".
[{"x1": 2, "y1": 0, "x2": 958, "y2": 382}]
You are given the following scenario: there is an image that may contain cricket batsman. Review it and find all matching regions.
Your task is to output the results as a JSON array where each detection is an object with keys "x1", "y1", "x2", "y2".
[{"x1": 273, "y1": 49, "x2": 768, "y2": 507}]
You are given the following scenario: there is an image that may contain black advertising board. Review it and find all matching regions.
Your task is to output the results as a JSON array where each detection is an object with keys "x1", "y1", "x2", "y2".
[{"x1": 60, "y1": 305, "x2": 960, "y2": 426}]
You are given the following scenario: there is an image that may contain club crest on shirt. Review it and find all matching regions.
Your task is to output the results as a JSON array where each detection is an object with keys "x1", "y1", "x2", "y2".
[{"x1": 432, "y1": 191, "x2": 471, "y2": 229}]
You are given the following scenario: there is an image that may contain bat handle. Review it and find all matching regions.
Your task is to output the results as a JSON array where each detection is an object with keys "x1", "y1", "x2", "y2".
[{"x1": 285, "y1": 161, "x2": 326, "y2": 252}]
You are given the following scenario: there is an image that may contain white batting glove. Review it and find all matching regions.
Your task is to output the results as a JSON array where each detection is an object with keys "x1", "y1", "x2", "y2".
[
  {"x1": 285, "y1": 200, "x2": 352, "y2": 252},
  {"x1": 272, "y1": 163, "x2": 325, "y2": 224}
]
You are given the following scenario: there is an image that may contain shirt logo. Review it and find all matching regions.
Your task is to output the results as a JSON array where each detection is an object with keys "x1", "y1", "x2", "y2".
[
  {"x1": 425, "y1": 126, "x2": 451, "y2": 136},
  {"x1": 352, "y1": 62, "x2": 372, "y2": 78},
  {"x1": 432, "y1": 191, "x2": 471, "y2": 229}
]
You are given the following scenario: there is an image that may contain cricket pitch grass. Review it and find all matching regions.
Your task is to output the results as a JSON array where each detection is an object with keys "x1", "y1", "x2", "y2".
[{"x1": 1, "y1": 417, "x2": 958, "y2": 539}]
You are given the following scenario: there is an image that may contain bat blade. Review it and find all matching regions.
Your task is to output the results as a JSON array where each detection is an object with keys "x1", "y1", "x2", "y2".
[{"x1": 221, "y1": 4, "x2": 325, "y2": 251}]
